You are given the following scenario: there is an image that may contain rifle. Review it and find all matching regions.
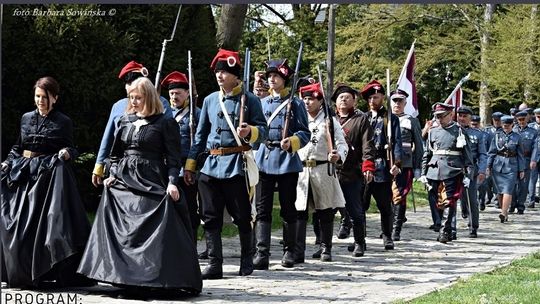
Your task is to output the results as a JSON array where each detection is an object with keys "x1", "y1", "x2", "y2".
[
  {"x1": 155, "y1": 5, "x2": 182, "y2": 90},
  {"x1": 317, "y1": 64, "x2": 336, "y2": 177},
  {"x1": 282, "y1": 42, "x2": 304, "y2": 140},
  {"x1": 239, "y1": 48, "x2": 251, "y2": 126},
  {"x1": 386, "y1": 68, "x2": 394, "y2": 168},
  {"x1": 187, "y1": 50, "x2": 195, "y2": 146}
]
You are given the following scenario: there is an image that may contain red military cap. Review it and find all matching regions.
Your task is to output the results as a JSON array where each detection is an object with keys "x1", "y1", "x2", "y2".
[
  {"x1": 210, "y1": 49, "x2": 242, "y2": 77},
  {"x1": 161, "y1": 71, "x2": 189, "y2": 90},
  {"x1": 299, "y1": 82, "x2": 324, "y2": 100},
  {"x1": 360, "y1": 80, "x2": 385, "y2": 100},
  {"x1": 118, "y1": 60, "x2": 148, "y2": 83}
]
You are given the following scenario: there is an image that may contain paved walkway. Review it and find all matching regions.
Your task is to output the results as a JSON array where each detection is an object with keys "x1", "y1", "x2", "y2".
[{"x1": 2, "y1": 204, "x2": 540, "y2": 304}]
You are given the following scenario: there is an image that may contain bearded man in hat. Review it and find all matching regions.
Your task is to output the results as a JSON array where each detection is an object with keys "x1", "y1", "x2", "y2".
[
  {"x1": 332, "y1": 84, "x2": 376, "y2": 257},
  {"x1": 389, "y1": 89, "x2": 424, "y2": 241},
  {"x1": 252, "y1": 58, "x2": 310, "y2": 269},
  {"x1": 419, "y1": 102, "x2": 473, "y2": 243},
  {"x1": 161, "y1": 71, "x2": 202, "y2": 246},
  {"x1": 253, "y1": 71, "x2": 270, "y2": 99},
  {"x1": 91, "y1": 61, "x2": 172, "y2": 187},
  {"x1": 360, "y1": 80, "x2": 403, "y2": 250},
  {"x1": 184, "y1": 49, "x2": 268, "y2": 279}
]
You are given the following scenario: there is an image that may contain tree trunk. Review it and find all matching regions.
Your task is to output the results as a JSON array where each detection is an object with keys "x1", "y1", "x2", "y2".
[
  {"x1": 216, "y1": 4, "x2": 248, "y2": 50},
  {"x1": 479, "y1": 4, "x2": 494, "y2": 127},
  {"x1": 524, "y1": 4, "x2": 537, "y2": 103}
]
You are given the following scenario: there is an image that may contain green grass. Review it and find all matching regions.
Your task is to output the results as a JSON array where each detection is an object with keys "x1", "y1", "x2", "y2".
[
  {"x1": 366, "y1": 180, "x2": 429, "y2": 213},
  {"x1": 397, "y1": 251, "x2": 540, "y2": 304}
]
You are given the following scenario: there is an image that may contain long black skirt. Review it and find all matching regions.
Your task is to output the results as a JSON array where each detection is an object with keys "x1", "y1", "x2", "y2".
[
  {"x1": 77, "y1": 176, "x2": 202, "y2": 294},
  {"x1": 0, "y1": 155, "x2": 91, "y2": 288}
]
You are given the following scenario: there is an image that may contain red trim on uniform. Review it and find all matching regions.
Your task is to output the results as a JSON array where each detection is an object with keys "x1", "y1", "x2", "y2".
[{"x1": 361, "y1": 160, "x2": 375, "y2": 173}]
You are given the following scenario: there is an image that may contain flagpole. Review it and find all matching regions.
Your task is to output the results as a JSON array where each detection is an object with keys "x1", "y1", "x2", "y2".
[
  {"x1": 397, "y1": 39, "x2": 416, "y2": 85},
  {"x1": 444, "y1": 73, "x2": 470, "y2": 105}
]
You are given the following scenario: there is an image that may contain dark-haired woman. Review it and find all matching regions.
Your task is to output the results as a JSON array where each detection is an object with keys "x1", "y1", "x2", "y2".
[{"x1": 0, "y1": 76, "x2": 92, "y2": 288}]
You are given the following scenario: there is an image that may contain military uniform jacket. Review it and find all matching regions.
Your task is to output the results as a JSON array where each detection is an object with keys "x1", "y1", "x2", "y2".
[
  {"x1": 369, "y1": 107, "x2": 403, "y2": 182},
  {"x1": 337, "y1": 110, "x2": 376, "y2": 182},
  {"x1": 171, "y1": 104, "x2": 201, "y2": 159},
  {"x1": 528, "y1": 121, "x2": 540, "y2": 135},
  {"x1": 422, "y1": 121, "x2": 473, "y2": 181},
  {"x1": 513, "y1": 125, "x2": 537, "y2": 165},
  {"x1": 487, "y1": 130, "x2": 526, "y2": 174},
  {"x1": 397, "y1": 113, "x2": 424, "y2": 169},
  {"x1": 483, "y1": 125, "x2": 500, "y2": 152},
  {"x1": 186, "y1": 85, "x2": 268, "y2": 179},
  {"x1": 255, "y1": 90, "x2": 310, "y2": 174},
  {"x1": 462, "y1": 126, "x2": 488, "y2": 175},
  {"x1": 295, "y1": 111, "x2": 347, "y2": 211}
]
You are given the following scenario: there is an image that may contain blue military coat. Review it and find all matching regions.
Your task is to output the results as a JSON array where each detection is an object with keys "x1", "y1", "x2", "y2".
[
  {"x1": 463, "y1": 126, "x2": 488, "y2": 175},
  {"x1": 255, "y1": 89, "x2": 311, "y2": 174},
  {"x1": 186, "y1": 84, "x2": 268, "y2": 179},
  {"x1": 513, "y1": 125, "x2": 537, "y2": 166},
  {"x1": 171, "y1": 103, "x2": 201, "y2": 159}
]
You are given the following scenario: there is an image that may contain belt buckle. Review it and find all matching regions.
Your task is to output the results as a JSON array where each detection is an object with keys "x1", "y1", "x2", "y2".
[
  {"x1": 306, "y1": 159, "x2": 316, "y2": 167},
  {"x1": 23, "y1": 150, "x2": 32, "y2": 158}
]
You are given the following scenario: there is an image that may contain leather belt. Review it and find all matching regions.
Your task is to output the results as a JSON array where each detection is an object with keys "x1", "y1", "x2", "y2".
[
  {"x1": 302, "y1": 160, "x2": 328, "y2": 168},
  {"x1": 22, "y1": 150, "x2": 43, "y2": 158},
  {"x1": 124, "y1": 150, "x2": 162, "y2": 160},
  {"x1": 265, "y1": 140, "x2": 281, "y2": 148},
  {"x1": 497, "y1": 151, "x2": 516, "y2": 158},
  {"x1": 432, "y1": 150, "x2": 461, "y2": 156},
  {"x1": 209, "y1": 145, "x2": 251, "y2": 156}
]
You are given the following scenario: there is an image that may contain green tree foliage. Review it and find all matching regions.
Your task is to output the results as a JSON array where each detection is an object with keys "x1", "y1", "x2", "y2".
[{"x1": 486, "y1": 4, "x2": 540, "y2": 107}]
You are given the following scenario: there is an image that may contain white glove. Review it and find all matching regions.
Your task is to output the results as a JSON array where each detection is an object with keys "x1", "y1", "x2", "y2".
[
  {"x1": 463, "y1": 177, "x2": 471, "y2": 188},
  {"x1": 418, "y1": 175, "x2": 428, "y2": 185},
  {"x1": 414, "y1": 169, "x2": 422, "y2": 180}
]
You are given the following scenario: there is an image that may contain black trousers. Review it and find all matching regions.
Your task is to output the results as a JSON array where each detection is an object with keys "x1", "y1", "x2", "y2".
[
  {"x1": 255, "y1": 172, "x2": 299, "y2": 224},
  {"x1": 178, "y1": 179, "x2": 200, "y2": 233},
  {"x1": 364, "y1": 181, "x2": 394, "y2": 236},
  {"x1": 198, "y1": 173, "x2": 252, "y2": 233}
]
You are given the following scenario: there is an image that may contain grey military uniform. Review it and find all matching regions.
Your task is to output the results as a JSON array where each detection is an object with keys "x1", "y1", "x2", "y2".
[{"x1": 422, "y1": 122, "x2": 473, "y2": 181}]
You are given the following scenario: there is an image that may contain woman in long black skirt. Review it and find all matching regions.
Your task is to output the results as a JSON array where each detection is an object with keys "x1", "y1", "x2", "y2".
[
  {"x1": 1, "y1": 76, "x2": 92, "y2": 288},
  {"x1": 77, "y1": 77, "x2": 202, "y2": 296}
]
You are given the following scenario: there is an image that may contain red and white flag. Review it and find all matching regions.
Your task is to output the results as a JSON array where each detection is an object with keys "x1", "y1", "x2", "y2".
[
  {"x1": 396, "y1": 40, "x2": 418, "y2": 117},
  {"x1": 444, "y1": 73, "x2": 470, "y2": 109},
  {"x1": 447, "y1": 86, "x2": 462, "y2": 108}
]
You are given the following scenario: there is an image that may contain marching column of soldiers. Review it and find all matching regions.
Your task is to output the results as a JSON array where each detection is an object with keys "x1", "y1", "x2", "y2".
[{"x1": 4, "y1": 47, "x2": 540, "y2": 294}]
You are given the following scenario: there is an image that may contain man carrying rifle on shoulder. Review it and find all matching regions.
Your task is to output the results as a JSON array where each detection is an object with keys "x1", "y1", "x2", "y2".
[
  {"x1": 184, "y1": 49, "x2": 268, "y2": 279},
  {"x1": 360, "y1": 80, "x2": 403, "y2": 250},
  {"x1": 294, "y1": 82, "x2": 348, "y2": 262},
  {"x1": 253, "y1": 58, "x2": 310, "y2": 269},
  {"x1": 161, "y1": 71, "x2": 202, "y2": 247}
]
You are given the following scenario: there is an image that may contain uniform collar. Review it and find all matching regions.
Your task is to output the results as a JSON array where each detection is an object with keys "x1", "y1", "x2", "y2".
[
  {"x1": 220, "y1": 83, "x2": 243, "y2": 97},
  {"x1": 269, "y1": 88, "x2": 290, "y2": 99}
]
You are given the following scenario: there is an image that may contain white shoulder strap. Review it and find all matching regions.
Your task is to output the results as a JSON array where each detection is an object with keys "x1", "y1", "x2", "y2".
[
  {"x1": 267, "y1": 99, "x2": 290, "y2": 126},
  {"x1": 218, "y1": 94, "x2": 243, "y2": 147}
]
